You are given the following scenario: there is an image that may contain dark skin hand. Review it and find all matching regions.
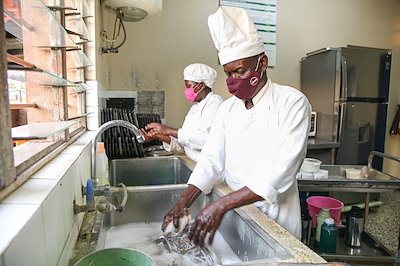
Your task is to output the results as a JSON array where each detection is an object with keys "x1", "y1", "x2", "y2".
[
  {"x1": 188, "y1": 186, "x2": 263, "y2": 247},
  {"x1": 140, "y1": 128, "x2": 171, "y2": 144},
  {"x1": 162, "y1": 184, "x2": 202, "y2": 231},
  {"x1": 145, "y1": 123, "x2": 178, "y2": 139}
]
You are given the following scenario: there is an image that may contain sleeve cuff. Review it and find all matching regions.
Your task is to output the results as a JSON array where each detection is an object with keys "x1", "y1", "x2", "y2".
[{"x1": 246, "y1": 180, "x2": 279, "y2": 205}]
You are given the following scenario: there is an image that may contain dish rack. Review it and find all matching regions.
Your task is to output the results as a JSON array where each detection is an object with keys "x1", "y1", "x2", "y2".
[{"x1": 100, "y1": 108, "x2": 162, "y2": 159}]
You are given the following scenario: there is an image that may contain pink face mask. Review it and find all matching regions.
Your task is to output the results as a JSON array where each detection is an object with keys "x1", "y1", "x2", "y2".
[
  {"x1": 184, "y1": 83, "x2": 204, "y2": 103},
  {"x1": 226, "y1": 56, "x2": 264, "y2": 100}
]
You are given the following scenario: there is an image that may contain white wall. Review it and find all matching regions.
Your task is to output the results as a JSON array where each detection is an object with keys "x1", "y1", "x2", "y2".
[
  {"x1": 0, "y1": 133, "x2": 93, "y2": 266},
  {"x1": 97, "y1": 0, "x2": 400, "y2": 129}
]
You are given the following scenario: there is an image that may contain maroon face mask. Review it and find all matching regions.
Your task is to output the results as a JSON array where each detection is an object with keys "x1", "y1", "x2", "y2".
[{"x1": 226, "y1": 57, "x2": 263, "y2": 100}]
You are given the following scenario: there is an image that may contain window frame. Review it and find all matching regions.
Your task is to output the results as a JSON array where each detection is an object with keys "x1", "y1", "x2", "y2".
[{"x1": 0, "y1": 0, "x2": 93, "y2": 199}]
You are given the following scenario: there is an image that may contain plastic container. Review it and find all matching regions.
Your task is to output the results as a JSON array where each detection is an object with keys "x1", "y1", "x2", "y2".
[
  {"x1": 319, "y1": 218, "x2": 338, "y2": 253},
  {"x1": 74, "y1": 248, "x2": 156, "y2": 266},
  {"x1": 306, "y1": 196, "x2": 344, "y2": 227},
  {"x1": 315, "y1": 208, "x2": 331, "y2": 242},
  {"x1": 314, "y1": 169, "x2": 329, "y2": 179},
  {"x1": 300, "y1": 170, "x2": 314, "y2": 179},
  {"x1": 300, "y1": 158, "x2": 322, "y2": 173},
  {"x1": 96, "y1": 142, "x2": 109, "y2": 185},
  {"x1": 345, "y1": 168, "x2": 362, "y2": 179}
]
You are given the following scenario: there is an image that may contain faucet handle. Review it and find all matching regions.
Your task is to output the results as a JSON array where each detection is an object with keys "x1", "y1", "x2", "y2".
[{"x1": 85, "y1": 180, "x2": 95, "y2": 211}]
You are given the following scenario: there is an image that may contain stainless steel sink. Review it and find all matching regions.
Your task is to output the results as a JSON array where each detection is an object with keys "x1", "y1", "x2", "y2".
[
  {"x1": 96, "y1": 185, "x2": 293, "y2": 265},
  {"x1": 109, "y1": 157, "x2": 192, "y2": 186}
]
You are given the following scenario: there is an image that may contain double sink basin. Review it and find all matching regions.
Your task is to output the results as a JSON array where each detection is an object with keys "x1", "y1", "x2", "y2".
[{"x1": 95, "y1": 156, "x2": 301, "y2": 265}]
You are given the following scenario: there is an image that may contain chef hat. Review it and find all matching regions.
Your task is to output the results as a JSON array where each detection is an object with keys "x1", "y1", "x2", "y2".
[
  {"x1": 183, "y1": 63, "x2": 217, "y2": 89},
  {"x1": 208, "y1": 6, "x2": 265, "y2": 65}
]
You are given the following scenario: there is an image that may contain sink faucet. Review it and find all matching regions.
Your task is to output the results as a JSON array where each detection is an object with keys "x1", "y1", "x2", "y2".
[
  {"x1": 91, "y1": 120, "x2": 144, "y2": 186},
  {"x1": 73, "y1": 120, "x2": 143, "y2": 215}
]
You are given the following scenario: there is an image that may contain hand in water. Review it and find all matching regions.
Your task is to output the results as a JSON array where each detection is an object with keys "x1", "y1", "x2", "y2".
[{"x1": 188, "y1": 201, "x2": 225, "y2": 246}]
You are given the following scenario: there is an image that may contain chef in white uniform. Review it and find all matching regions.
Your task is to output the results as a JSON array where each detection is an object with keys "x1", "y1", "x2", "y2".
[
  {"x1": 143, "y1": 63, "x2": 223, "y2": 162},
  {"x1": 161, "y1": 6, "x2": 311, "y2": 246}
]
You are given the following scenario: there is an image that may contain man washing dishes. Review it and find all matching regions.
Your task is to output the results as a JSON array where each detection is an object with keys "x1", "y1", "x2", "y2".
[{"x1": 162, "y1": 6, "x2": 311, "y2": 246}]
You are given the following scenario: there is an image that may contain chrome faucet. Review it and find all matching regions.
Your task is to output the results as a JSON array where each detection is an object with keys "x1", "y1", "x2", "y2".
[
  {"x1": 91, "y1": 120, "x2": 144, "y2": 185},
  {"x1": 73, "y1": 120, "x2": 144, "y2": 215}
]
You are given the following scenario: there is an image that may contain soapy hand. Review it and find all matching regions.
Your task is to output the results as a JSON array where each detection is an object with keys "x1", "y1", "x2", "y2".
[
  {"x1": 188, "y1": 201, "x2": 225, "y2": 247},
  {"x1": 163, "y1": 208, "x2": 191, "y2": 237}
]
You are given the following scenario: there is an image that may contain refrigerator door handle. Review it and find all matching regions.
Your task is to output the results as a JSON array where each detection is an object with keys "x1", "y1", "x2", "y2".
[{"x1": 341, "y1": 56, "x2": 348, "y2": 101}]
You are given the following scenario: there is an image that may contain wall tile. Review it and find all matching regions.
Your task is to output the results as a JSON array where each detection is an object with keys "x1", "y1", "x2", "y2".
[
  {"x1": 57, "y1": 221, "x2": 80, "y2": 266},
  {"x1": 85, "y1": 84, "x2": 98, "y2": 107},
  {"x1": 62, "y1": 167, "x2": 76, "y2": 228},
  {"x1": 0, "y1": 204, "x2": 40, "y2": 254},
  {"x1": 74, "y1": 131, "x2": 95, "y2": 145},
  {"x1": 30, "y1": 153, "x2": 77, "y2": 180},
  {"x1": 43, "y1": 183, "x2": 67, "y2": 266},
  {"x1": 86, "y1": 106, "x2": 99, "y2": 130},
  {"x1": 4, "y1": 208, "x2": 47, "y2": 266},
  {"x1": 2, "y1": 179, "x2": 58, "y2": 204},
  {"x1": 61, "y1": 143, "x2": 88, "y2": 156}
]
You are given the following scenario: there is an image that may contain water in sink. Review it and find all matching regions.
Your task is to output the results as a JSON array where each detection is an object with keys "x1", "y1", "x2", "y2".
[{"x1": 103, "y1": 222, "x2": 242, "y2": 265}]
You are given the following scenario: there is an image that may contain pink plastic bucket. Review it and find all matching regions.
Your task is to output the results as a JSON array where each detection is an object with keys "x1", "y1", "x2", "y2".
[{"x1": 306, "y1": 196, "x2": 344, "y2": 227}]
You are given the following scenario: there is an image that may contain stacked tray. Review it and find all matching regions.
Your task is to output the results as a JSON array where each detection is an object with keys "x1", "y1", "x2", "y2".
[{"x1": 100, "y1": 108, "x2": 162, "y2": 159}]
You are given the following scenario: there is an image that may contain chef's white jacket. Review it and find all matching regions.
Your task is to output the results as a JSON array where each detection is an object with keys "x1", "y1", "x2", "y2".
[
  {"x1": 163, "y1": 92, "x2": 224, "y2": 162},
  {"x1": 187, "y1": 80, "x2": 311, "y2": 239}
]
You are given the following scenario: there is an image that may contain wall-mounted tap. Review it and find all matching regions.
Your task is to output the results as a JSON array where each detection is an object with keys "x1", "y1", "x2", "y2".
[{"x1": 91, "y1": 120, "x2": 144, "y2": 186}]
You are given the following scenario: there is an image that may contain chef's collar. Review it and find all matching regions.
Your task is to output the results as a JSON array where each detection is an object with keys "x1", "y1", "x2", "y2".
[{"x1": 246, "y1": 79, "x2": 271, "y2": 106}]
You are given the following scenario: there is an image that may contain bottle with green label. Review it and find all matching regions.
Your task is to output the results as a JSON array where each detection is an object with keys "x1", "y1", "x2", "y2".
[
  {"x1": 319, "y1": 217, "x2": 338, "y2": 253},
  {"x1": 315, "y1": 208, "x2": 331, "y2": 242}
]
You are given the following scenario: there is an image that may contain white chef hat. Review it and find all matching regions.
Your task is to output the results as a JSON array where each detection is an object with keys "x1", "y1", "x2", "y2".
[
  {"x1": 208, "y1": 6, "x2": 265, "y2": 65},
  {"x1": 183, "y1": 63, "x2": 217, "y2": 89}
]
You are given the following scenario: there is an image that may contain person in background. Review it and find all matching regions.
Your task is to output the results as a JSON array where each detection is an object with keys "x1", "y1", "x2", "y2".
[
  {"x1": 141, "y1": 63, "x2": 224, "y2": 162},
  {"x1": 161, "y1": 6, "x2": 311, "y2": 246}
]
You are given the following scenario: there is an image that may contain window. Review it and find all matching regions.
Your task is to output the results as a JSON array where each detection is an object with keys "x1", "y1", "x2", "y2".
[{"x1": 0, "y1": 0, "x2": 94, "y2": 197}]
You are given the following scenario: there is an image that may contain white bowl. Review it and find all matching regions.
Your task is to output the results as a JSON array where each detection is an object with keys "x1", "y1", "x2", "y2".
[{"x1": 300, "y1": 158, "x2": 322, "y2": 173}]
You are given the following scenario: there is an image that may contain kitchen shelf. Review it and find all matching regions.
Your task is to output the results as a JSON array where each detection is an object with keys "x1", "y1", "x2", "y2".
[
  {"x1": 307, "y1": 138, "x2": 340, "y2": 150},
  {"x1": 308, "y1": 227, "x2": 396, "y2": 265},
  {"x1": 11, "y1": 120, "x2": 78, "y2": 140},
  {"x1": 298, "y1": 164, "x2": 400, "y2": 193}
]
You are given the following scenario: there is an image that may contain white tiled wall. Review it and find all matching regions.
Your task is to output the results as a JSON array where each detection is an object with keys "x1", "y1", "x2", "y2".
[
  {"x1": 43, "y1": 183, "x2": 67, "y2": 266},
  {"x1": 0, "y1": 132, "x2": 95, "y2": 266},
  {"x1": 4, "y1": 207, "x2": 47, "y2": 266}
]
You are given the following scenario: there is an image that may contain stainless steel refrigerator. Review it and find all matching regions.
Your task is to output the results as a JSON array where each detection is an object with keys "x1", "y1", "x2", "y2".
[{"x1": 301, "y1": 46, "x2": 391, "y2": 169}]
